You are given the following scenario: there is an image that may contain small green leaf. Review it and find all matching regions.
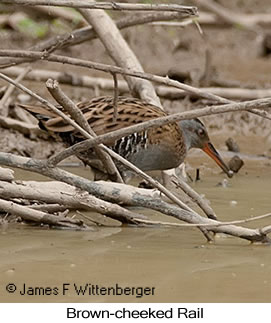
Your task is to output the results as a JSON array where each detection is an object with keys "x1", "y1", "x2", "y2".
[{"x1": 17, "y1": 18, "x2": 48, "y2": 38}]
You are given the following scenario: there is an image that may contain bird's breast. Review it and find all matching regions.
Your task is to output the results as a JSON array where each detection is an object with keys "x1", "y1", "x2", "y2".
[{"x1": 112, "y1": 124, "x2": 186, "y2": 171}]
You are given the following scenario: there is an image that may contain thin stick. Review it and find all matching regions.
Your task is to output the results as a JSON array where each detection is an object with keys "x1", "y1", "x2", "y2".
[
  {"x1": 111, "y1": 72, "x2": 119, "y2": 121},
  {"x1": 3, "y1": 50, "x2": 270, "y2": 122},
  {"x1": 0, "y1": 50, "x2": 230, "y2": 104},
  {"x1": 2, "y1": 1, "x2": 197, "y2": 14},
  {"x1": 46, "y1": 79, "x2": 123, "y2": 183},
  {"x1": 171, "y1": 175, "x2": 217, "y2": 220},
  {"x1": 5, "y1": 66, "x2": 271, "y2": 101},
  {"x1": 3, "y1": 50, "x2": 269, "y2": 120},
  {"x1": 134, "y1": 212, "x2": 271, "y2": 227},
  {"x1": 0, "y1": 66, "x2": 31, "y2": 116}
]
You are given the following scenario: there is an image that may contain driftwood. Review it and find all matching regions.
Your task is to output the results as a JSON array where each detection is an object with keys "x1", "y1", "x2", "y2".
[
  {"x1": 0, "y1": 152, "x2": 270, "y2": 243},
  {"x1": 0, "y1": 180, "x2": 146, "y2": 225},
  {"x1": 0, "y1": 197, "x2": 87, "y2": 229},
  {"x1": 44, "y1": 96, "x2": 271, "y2": 167},
  {"x1": 195, "y1": 11, "x2": 271, "y2": 28},
  {"x1": 2, "y1": 1, "x2": 197, "y2": 14}
]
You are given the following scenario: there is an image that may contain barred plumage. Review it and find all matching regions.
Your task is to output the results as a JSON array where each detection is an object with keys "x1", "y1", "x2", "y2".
[{"x1": 18, "y1": 96, "x2": 232, "y2": 181}]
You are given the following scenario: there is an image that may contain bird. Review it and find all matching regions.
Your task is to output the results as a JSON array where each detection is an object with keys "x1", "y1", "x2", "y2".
[{"x1": 18, "y1": 96, "x2": 232, "y2": 181}]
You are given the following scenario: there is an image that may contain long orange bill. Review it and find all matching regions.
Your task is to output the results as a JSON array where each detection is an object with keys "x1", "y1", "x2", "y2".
[{"x1": 202, "y1": 142, "x2": 233, "y2": 178}]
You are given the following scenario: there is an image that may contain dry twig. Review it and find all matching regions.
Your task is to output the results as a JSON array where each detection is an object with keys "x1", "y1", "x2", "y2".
[
  {"x1": 0, "y1": 50, "x2": 230, "y2": 104},
  {"x1": 2, "y1": 1, "x2": 197, "y2": 14},
  {"x1": 0, "y1": 66, "x2": 31, "y2": 117},
  {"x1": 5, "y1": 67, "x2": 271, "y2": 101},
  {"x1": 46, "y1": 78, "x2": 123, "y2": 183}
]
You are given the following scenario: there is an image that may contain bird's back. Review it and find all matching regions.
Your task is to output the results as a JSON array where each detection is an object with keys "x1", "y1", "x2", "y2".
[{"x1": 19, "y1": 96, "x2": 187, "y2": 172}]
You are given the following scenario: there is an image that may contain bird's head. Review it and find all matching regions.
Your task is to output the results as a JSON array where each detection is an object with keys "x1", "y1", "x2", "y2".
[{"x1": 179, "y1": 118, "x2": 233, "y2": 178}]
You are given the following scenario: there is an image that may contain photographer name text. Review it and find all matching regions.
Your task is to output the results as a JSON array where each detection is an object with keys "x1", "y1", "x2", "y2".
[{"x1": 5, "y1": 283, "x2": 155, "y2": 298}]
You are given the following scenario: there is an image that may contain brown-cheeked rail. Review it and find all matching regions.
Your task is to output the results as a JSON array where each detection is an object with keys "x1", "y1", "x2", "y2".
[{"x1": 19, "y1": 96, "x2": 233, "y2": 181}]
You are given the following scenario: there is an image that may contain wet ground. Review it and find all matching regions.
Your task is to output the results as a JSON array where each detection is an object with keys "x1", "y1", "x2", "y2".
[{"x1": 0, "y1": 152, "x2": 270, "y2": 303}]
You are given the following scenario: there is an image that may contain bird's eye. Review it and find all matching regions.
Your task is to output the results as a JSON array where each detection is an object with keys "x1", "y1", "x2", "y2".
[{"x1": 198, "y1": 129, "x2": 205, "y2": 137}]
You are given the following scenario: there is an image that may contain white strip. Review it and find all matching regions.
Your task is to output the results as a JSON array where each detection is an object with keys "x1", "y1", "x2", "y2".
[{"x1": 0, "y1": 303, "x2": 269, "y2": 323}]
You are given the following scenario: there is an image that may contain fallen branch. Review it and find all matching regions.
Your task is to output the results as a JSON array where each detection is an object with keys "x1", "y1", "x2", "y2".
[
  {"x1": 2, "y1": 1, "x2": 197, "y2": 14},
  {"x1": 5, "y1": 67, "x2": 271, "y2": 101},
  {"x1": 0, "y1": 152, "x2": 269, "y2": 243},
  {"x1": 29, "y1": 203, "x2": 68, "y2": 213},
  {"x1": 152, "y1": 11, "x2": 271, "y2": 28},
  {"x1": 0, "y1": 197, "x2": 86, "y2": 229},
  {"x1": 0, "y1": 66, "x2": 31, "y2": 117},
  {"x1": 0, "y1": 180, "x2": 145, "y2": 224},
  {"x1": 171, "y1": 175, "x2": 216, "y2": 220},
  {"x1": 0, "y1": 49, "x2": 231, "y2": 103},
  {"x1": 5, "y1": 49, "x2": 269, "y2": 121},
  {"x1": 135, "y1": 212, "x2": 271, "y2": 227}
]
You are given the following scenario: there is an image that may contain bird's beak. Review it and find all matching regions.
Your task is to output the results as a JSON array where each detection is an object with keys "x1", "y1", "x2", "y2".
[{"x1": 202, "y1": 142, "x2": 233, "y2": 178}]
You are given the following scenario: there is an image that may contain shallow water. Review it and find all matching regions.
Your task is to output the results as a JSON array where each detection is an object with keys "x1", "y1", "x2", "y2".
[{"x1": 0, "y1": 157, "x2": 271, "y2": 303}]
